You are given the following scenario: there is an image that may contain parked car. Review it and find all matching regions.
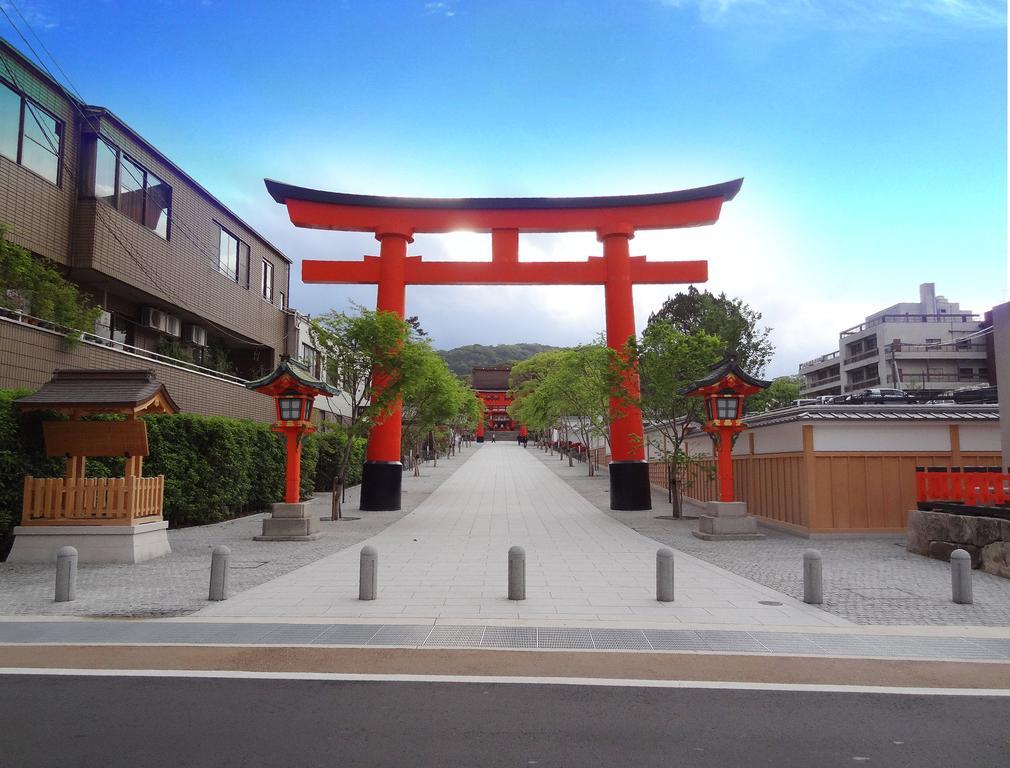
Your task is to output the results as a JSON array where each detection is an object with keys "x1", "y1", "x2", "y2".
[
  {"x1": 791, "y1": 398, "x2": 819, "y2": 407},
  {"x1": 843, "y1": 388, "x2": 915, "y2": 404}
]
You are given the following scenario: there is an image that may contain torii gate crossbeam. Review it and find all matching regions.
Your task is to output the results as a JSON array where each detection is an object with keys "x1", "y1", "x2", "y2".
[{"x1": 267, "y1": 178, "x2": 743, "y2": 512}]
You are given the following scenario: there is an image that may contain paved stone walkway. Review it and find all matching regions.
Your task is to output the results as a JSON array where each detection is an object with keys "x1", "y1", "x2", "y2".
[
  {"x1": 0, "y1": 451, "x2": 469, "y2": 617},
  {"x1": 195, "y1": 444, "x2": 849, "y2": 627},
  {"x1": 535, "y1": 449, "x2": 1010, "y2": 627}
]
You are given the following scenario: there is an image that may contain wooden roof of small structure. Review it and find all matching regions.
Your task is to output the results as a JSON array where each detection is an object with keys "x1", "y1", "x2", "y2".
[
  {"x1": 17, "y1": 369, "x2": 179, "y2": 415},
  {"x1": 245, "y1": 356, "x2": 338, "y2": 397},
  {"x1": 681, "y1": 354, "x2": 770, "y2": 397},
  {"x1": 471, "y1": 366, "x2": 511, "y2": 391}
]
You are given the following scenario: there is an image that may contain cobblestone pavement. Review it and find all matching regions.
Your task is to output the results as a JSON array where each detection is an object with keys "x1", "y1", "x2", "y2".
[
  {"x1": 532, "y1": 449, "x2": 1010, "y2": 627},
  {"x1": 0, "y1": 449, "x2": 473, "y2": 617}
]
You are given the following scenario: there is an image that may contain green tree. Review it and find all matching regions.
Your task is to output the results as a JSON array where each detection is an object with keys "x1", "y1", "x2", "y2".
[
  {"x1": 0, "y1": 225, "x2": 101, "y2": 345},
  {"x1": 647, "y1": 286, "x2": 773, "y2": 376},
  {"x1": 637, "y1": 321, "x2": 724, "y2": 515},
  {"x1": 400, "y1": 340, "x2": 471, "y2": 473},
  {"x1": 747, "y1": 375, "x2": 803, "y2": 414},
  {"x1": 308, "y1": 306, "x2": 414, "y2": 500}
]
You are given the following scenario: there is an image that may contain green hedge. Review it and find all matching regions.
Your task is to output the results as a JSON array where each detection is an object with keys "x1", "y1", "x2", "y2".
[
  {"x1": 311, "y1": 430, "x2": 367, "y2": 492},
  {"x1": 0, "y1": 390, "x2": 320, "y2": 545}
]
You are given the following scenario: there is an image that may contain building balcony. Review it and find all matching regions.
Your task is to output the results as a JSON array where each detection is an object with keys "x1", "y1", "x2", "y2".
[
  {"x1": 843, "y1": 348, "x2": 879, "y2": 365},
  {"x1": 844, "y1": 378, "x2": 881, "y2": 392},
  {"x1": 840, "y1": 313, "x2": 980, "y2": 338},
  {"x1": 799, "y1": 350, "x2": 840, "y2": 372}
]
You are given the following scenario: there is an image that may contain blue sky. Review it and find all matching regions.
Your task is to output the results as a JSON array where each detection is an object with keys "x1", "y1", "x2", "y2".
[{"x1": 2, "y1": 0, "x2": 1006, "y2": 376}]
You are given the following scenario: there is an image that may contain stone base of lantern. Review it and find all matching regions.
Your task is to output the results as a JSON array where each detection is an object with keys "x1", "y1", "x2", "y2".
[
  {"x1": 7, "y1": 521, "x2": 171, "y2": 563},
  {"x1": 692, "y1": 501, "x2": 765, "y2": 541},
  {"x1": 255, "y1": 502, "x2": 321, "y2": 541}
]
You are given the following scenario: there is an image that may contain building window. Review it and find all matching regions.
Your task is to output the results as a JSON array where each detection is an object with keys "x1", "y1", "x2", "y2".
[
  {"x1": 925, "y1": 338, "x2": 941, "y2": 350},
  {"x1": 88, "y1": 136, "x2": 171, "y2": 238},
  {"x1": 0, "y1": 79, "x2": 62, "y2": 184},
  {"x1": 217, "y1": 225, "x2": 249, "y2": 285},
  {"x1": 261, "y1": 259, "x2": 274, "y2": 301}
]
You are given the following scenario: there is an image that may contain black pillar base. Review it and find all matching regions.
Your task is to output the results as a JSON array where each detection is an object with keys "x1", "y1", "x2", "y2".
[
  {"x1": 475, "y1": 436, "x2": 485, "y2": 443},
  {"x1": 609, "y1": 461, "x2": 652, "y2": 511},
  {"x1": 360, "y1": 461, "x2": 402, "y2": 511}
]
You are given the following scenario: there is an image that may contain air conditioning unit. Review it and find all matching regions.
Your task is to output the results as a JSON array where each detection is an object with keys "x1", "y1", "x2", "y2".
[
  {"x1": 183, "y1": 324, "x2": 207, "y2": 347},
  {"x1": 140, "y1": 307, "x2": 167, "y2": 333},
  {"x1": 163, "y1": 314, "x2": 182, "y2": 338}
]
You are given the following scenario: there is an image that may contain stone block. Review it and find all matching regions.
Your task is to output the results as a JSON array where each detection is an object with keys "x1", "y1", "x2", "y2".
[
  {"x1": 971, "y1": 516, "x2": 1005, "y2": 548},
  {"x1": 7, "y1": 522, "x2": 171, "y2": 564},
  {"x1": 270, "y1": 502, "x2": 309, "y2": 519},
  {"x1": 980, "y1": 542, "x2": 1010, "y2": 579},
  {"x1": 257, "y1": 515, "x2": 320, "y2": 540},
  {"x1": 905, "y1": 510, "x2": 930, "y2": 555},
  {"x1": 946, "y1": 514, "x2": 975, "y2": 545},
  {"x1": 704, "y1": 501, "x2": 748, "y2": 519},
  {"x1": 697, "y1": 514, "x2": 762, "y2": 536},
  {"x1": 928, "y1": 540, "x2": 981, "y2": 569},
  {"x1": 921, "y1": 510, "x2": 952, "y2": 543}
]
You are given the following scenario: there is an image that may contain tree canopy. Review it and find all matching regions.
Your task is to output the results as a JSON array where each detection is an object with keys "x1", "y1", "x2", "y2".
[
  {"x1": 647, "y1": 286, "x2": 773, "y2": 376},
  {"x1": 438, "y1": 343, "x2": 559, "y2": 377}
]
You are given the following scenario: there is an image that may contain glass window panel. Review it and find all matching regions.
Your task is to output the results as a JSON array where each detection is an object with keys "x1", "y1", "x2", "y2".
[
  {"x1": 94, "y1": 138, "x2": 117, "y2": 203},
  {"x1": 21, "y1": 102, "x2": 59, "y2": 183},
  {"x1": 280, "y1": 398, "x2": 301, "y2": 420},
  {"x1": 218, "y1": 227, "x2": 239, "y2": 280},
  {"x1": 261, "y1": 259, "x2": 273, "y2": 300},
  {"x1": 119, "y1": 155, "x2": 145, "y2": 225},
  {"x1": 144, "y1": 169, "x2": 170, "y2": 238},
  {"x1": 0, "y1": 82, "x2": 19, "y2": 161},
  {"x1": 238, "y1": 241, "x2": 250, "y2": 287}
]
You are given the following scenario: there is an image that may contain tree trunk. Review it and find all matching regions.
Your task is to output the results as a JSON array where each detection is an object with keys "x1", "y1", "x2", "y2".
[{"x1": 331, "y1": 477, "x2": 342, "y2": 521}]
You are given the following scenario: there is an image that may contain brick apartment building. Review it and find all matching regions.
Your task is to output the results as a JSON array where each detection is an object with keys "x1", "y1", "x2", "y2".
[{"x1": 0, "y1": 37, "x2": 344, "y2": 423}]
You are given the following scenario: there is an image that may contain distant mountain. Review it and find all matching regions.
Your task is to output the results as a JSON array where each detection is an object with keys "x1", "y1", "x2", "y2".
[{"x1": 438, "y1": 343, "x2": 559, "y2": 377}]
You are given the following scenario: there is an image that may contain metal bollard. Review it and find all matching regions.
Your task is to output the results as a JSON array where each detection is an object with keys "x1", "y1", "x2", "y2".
[
  {"x1": 55, "y1": 546, "x2": 78, "y2": 602},
  {"x1": 656, "y1": 548, "x2": 675, "y2": 602},
  {"x1": 803, "y1": 549, "x2": 823, "y2": 605},
  {"x1": 951, "y1": 549, "x2": 973, "y2": 605},
  {"x1": 508, "y1": 545, "x2": 526, "y2": 601},
  {"x1": 209, "y1": 545, "x2": 230, "y2": 601},
  {"x1": 359, "y1": 545, "x2": 378, "y2": 601}
]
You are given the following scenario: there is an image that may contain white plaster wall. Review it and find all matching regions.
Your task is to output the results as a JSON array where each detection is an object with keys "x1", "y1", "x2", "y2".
[
  {"x1": 959, "y1": 423, "x2": 1002, "y2": 453},
  {"x1": 684, "y1": 432, "x2": 713, "y2": 457},
  {"x1": 813, "y1": 423, "x2": 950, "y2": 452},
  {"x1": 749, "y1": 422, "x2": 804, "y2": 454}
]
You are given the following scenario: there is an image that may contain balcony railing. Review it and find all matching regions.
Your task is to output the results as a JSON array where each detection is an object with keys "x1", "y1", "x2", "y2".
[
  {"x1": 844, "y1": 378, "x2": 881, "y2": 391},
  {"x1": 843, "y1": 348, "x2": 879, "y2": 365},
  {"x1": 799, "y1": 350, "x2": 840, "y2": 369},
  {"x1": 0, "y1": 307, "x2": 249, "y2": 386},
  {"x1": 901, "y1": 373, "x2": 989, "y2": 386},
  {"x1": 840, "y1": 313, "x2": 979, "y2": 338},
  {"x1": 806, "y1": 375, "x2": 841, "y2": 388},
  {"x1": 888, "y1": 343, "x2": 988, "y2": 354}
]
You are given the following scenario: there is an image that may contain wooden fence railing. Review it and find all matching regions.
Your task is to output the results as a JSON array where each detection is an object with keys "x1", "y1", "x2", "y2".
[{"x1": 21, "y1": 475, "x2": 165, "y2": 525}]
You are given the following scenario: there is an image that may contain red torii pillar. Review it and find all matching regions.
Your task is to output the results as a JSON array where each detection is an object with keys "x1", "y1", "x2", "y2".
[{"x1": 266, "y1": 179, "x2": 742, "y2": 511}]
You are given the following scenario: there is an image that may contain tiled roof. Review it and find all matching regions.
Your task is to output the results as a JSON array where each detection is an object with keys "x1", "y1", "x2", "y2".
[
  {"x1": 471, "y1": 367, "x2": 511, "y2": 390},
  {"x1": 746, "y1": 404, "x2": 999, "y2": 428},
  {"x1": 17, "y1": 369, "x2": 178, "y2": 412},
  {"x1": 245, "y1": 357, "x2": 337, "y2": 395}
]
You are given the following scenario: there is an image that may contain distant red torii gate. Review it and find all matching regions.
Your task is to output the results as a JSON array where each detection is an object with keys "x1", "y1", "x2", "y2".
[{"x1": 266, "y1": 178, "x2": 743, "y2": 511}]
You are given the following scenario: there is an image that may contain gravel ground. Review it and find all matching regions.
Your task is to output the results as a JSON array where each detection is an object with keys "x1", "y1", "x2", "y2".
[{"x1": 532, "y1": 447, "x2": 1010, "y2": 627}]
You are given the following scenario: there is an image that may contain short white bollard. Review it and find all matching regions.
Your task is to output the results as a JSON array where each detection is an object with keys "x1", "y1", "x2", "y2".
[
  {"x1": 803, "y1": 549, "x2": 823, "y2": 605},
  {"x1": 951, "y1": 549, "x2": 973, "y2": 605},
  {"x1": 656, "y1": 548, "x2": 674, "y2": 602},
  {"x1": 209, "y1": 545, "x2": 230, "y2": 601},
  {"x1": 55, "y1": 546, "x2": 77, "y2": 603},
  {"x1": 508, "y1": 546, "x2": 526, "y2": 601},
  {"x1": 359, "y1": 545, "x2": 378, "y2": 601}
]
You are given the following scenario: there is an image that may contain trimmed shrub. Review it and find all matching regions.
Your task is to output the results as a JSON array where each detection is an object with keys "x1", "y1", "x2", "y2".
[
  {"x1": 0, "y1": 389, "x2": 320, "y2": 546},
  {"x1": 312, "y1": 430, "x2": 367, "y2": 491}
]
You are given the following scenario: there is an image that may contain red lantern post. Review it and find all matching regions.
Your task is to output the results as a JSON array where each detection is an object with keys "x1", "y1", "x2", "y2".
[
  {"x1": 247, "y1": 357, "x2": 336, "y2": 540},
  {"x1": 683, "y1": 355, "x2": 769, "y2": 539}
]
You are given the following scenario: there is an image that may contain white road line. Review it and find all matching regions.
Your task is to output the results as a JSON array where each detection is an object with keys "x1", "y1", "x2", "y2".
[{"x1": 1, "y1": 667, "x2": 1008, "y2": 696}]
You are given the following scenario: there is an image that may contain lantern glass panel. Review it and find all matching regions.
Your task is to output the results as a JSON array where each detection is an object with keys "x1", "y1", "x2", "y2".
[
  {"x1": 715, "y1": 396, "x2": 739, "y2": 420},
  {"x1": 279, "y1": 397, "x2": 303, "y2": 421},
  {"x1": 705, "y1": 398, "x2": 715, "y2": 422},
  {"x1": 303, "y1": 399, "x2": 313, "y2": 420}
]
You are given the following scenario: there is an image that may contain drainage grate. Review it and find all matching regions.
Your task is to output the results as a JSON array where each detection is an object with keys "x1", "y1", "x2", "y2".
[
  {"x1": 314, "y1": 625, "x2": 383, "y2": 645},
  {"x1": 367, "y1": 625, "x2": 433, "y2": 646},
  {"x1": 255, "y1": 625, "x2": 328, "y2": 644},
  {"x1": 229, "y1": 561, "x2": 269, "y2": 569},
  {"x1": 590, "y1": 629, "x2": 651, "y2": 650},
  {"x1": 424, "y1": 626, "x2": 486, "y2": 647},
  {"x1": 481, "y1": 626, "x2": 537, "y2": 649},
  {"x1": 644, "y1": 630, "x2": 707, "y2": 651},
  {"x1": 538, "y1": 628, "x2": 593, "y2": 649}
]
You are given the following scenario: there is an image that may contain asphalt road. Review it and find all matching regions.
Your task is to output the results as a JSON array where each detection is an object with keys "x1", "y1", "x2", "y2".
[{"x1": 3, "y1": 674, "x2": 1007, "y2": 767}]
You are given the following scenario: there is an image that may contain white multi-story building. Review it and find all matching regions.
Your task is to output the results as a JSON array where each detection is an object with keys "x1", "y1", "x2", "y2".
[{"x1": 799, "y1": 284, "x2": 989, "y2": 397}]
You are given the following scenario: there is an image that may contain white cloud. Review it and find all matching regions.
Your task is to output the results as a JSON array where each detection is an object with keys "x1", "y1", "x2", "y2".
[{"x1": 659, "y1": 0, "x2": 1007, "y2": 28}]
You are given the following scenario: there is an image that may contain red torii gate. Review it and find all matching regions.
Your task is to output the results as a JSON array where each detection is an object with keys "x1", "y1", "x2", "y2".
[{"x1": 266, "y1": 178, "x2": 743, "y2": 512}]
